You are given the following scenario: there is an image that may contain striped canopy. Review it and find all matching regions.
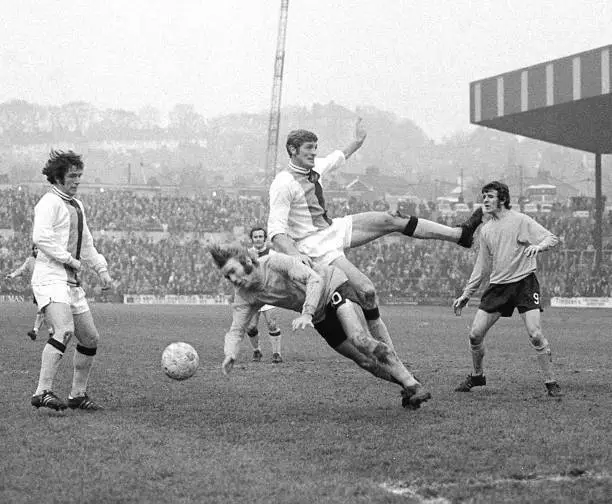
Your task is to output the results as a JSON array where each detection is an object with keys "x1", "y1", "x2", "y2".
[{"x1": 470, "y1": 45, "x2": 612, "y2": 153}]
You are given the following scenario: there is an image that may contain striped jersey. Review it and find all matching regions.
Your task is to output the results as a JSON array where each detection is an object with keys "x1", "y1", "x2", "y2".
[
  {"x1": 32, "y1": 186, "x2": 108, "y2": 287},
  {"x1": 267, "y1": 150, "x2": 345, "y2": 241}
]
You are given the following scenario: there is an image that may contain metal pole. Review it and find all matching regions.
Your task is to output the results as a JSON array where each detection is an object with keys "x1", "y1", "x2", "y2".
[{"x1": 594, "y1": 152, "x2": 602, "y2": 274}]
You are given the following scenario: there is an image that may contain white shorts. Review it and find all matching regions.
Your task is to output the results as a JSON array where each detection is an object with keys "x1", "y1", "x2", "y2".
[
  {"x1": 32, "y1": 283, "x2": 90, "y2": 315},
  {"x1": 260, "y1": 304, "x2": 275, "y2": 313},
  {"x1": 296, "y1": 216, "x2": 353, "y2": 266}
]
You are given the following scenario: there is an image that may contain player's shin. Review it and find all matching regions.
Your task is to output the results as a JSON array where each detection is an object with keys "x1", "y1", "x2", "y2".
[
  {"x1": 34, "y1": 336, "x2": 67, "y2": 395},
  {"x1": 470, "y1": 341, "x2": 485, "y2": 376},
  {"x1": 532, "y1": 338, "x2": 555, "y2": 382},
  {"x1": 363, "y1": 308, "x2": 396, "y2": 352},
  {"x1": 70, "y1": 344, "x2": 97, "y2": 398},
  {"x1": 402, "y1": 216, "x2": 462, "y2": 242},
  {"x1": 269, "y1": 329, "x2": 282, "y2": 354}
]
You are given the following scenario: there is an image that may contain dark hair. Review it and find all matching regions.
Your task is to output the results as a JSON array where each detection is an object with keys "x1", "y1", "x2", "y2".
[
  {"x1": 249, "y1": 226, "x2": 267, "y2": 240},
  {"x1": 31, "y1": 244, "x2": 38, "y2": 257},
  {"x1": 286, "y1": 129, "x2": 318, "y2": 156},
  {"x1": 209, "y1": 244, "x2": 255, "y2": 274},
  {"x1": 42, "y1": 150, "x2": 84, "y2": 184},
  {"x1": 482, "y1": 181, "x2": 512, "y2": 209}
]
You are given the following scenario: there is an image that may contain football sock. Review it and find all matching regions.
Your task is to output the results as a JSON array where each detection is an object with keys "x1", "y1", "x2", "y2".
[
  {"x1": 363, "y1": 309, "x2": 396, "y2": 353},
  {"x1": 534, "y1": 342, "x2": 554, "y2": 382},
  {"x1": 470, "y1": 341, "x2": 485, "y2": 376},
  {"x1": 269, "y1": 330, "x2": 282, "y2": 354},
  {"x1": 34, "y1": 340, "x2": 65, "y2": 395},
  {"x1": 70, "y1": 345, "x2": 97, "y2": 398},
  {"x1": 408, "y1": 218, "x2": 462, "y2": 242}
]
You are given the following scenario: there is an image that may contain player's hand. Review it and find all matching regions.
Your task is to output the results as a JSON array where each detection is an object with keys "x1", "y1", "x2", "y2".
[
  {"x1": 453, "y1": 295, "x2": 469, "y2": 316},
  {"x1": 222, "y1": 356, "x2": 235, "y2": 375},
  {"x1": 524, "y1": 245, "x2": 541, "y2": 257},
  {"x1": 99, "y1": 271, "x2": 113, "y2": 290},
  {"x1": 66, "y1": 257, "x2": 82, "y2": 272},
  {"x1": 354, "y1": 117, "x2": 367, "y2": 144},
  {"x1": 292, "y1": 314, "x2": 314, "y2": 331}
]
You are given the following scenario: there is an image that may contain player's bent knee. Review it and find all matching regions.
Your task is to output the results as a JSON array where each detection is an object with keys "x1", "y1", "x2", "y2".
[
  {"x1": 529, "y1": 334, "x2": 548, "y2": 351},
  {"x1": 54, "y1": 329, "x2": 74, "y2": 346},
  {"x1": 469, "y1": 333, "x2": 484, "y2": 346},
  {"x1": 357, "y1": 285, "x2": 377, "y2": 309},
  {"x1": 372, "y1": 341, "x2": 392, "y2": 364}
]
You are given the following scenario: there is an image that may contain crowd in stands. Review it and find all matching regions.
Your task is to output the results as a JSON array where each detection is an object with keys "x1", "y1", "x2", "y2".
[{"x1": 1, "y1": 188, "x2": 611, "y2": 303}]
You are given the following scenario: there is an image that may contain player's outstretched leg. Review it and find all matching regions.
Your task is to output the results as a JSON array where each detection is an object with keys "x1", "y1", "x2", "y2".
[
  {"x1": 336, "y1": 301, "x2": 431, "y2": 409},
  {"x1": 349, "y1": 207, "x2": 483, "y2": 250}
]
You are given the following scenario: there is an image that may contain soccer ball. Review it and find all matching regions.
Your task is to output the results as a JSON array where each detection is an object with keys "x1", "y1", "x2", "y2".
[{"x1": 161, "y1": 342, "x2": 199, "y2": 380}]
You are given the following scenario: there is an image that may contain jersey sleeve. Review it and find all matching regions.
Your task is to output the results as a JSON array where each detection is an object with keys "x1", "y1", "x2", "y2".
[
  {"x1": 224, "y1": 292, "x2": 258, "y2": 359},
  {"x1": 268, "y1": 254, "x2": 324, "y2": 316},
  {"x1": 32, "y1": 196, "x2": 72, "y2": 264},
  {"x1": 267, "y1": 173, "x2": 293, "y2": 240},
  {"x1": 77, "y1": 201, "x2": 108, "y2": 274},
  {"x1": 462, "y1": 232, "x2": 491, "y2": 298},
  {"x1": 519, "y1": 215, "x2": 557, "y2": 246},
  {"x1": 316, "y1": 150, "x2": 346, "y2": 179}
]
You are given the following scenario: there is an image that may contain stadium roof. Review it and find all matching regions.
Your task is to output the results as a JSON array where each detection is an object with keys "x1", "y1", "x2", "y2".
[{"x1": 470, "y1": 44, "x2": 612, "y2": 153}]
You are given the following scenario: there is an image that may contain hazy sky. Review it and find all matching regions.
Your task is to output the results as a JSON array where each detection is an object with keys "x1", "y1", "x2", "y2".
[{"x1": 1, "y1": 0, "x2": 610, "y2": 140}]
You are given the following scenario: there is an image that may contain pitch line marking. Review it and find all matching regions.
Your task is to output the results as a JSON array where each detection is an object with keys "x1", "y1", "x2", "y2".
[{"x1": 380, "y1": 471, "x2": 610, "y2": 501}]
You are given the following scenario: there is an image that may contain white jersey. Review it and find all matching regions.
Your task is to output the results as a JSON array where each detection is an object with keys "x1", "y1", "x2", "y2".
[
  {"x1": 32, "y1": 186, "x2": 108, "y2": 287},
  {"x1": 268, "y1": 150, "x2": 345, "y2": 242}
]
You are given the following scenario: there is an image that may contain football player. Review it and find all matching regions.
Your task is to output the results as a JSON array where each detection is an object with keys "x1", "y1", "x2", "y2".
[
  {"x1": 452, "y1": 181, "x2": 562, "y2": 397},
  {"x1": 210, "y1": 244, "x2": 431, "y2": 410},
  {"x1": 268, "y1": 119, "x2": 483, "y2": 357},
  {"x1": 5, "y1": 244, "x2": 49, "y2": 340},
  {"x1": 245, "y1": 226, "x2": 283, "y2": 363},
  {"x1": 30, "y1": 150, "x2": 113, "y2": 411}
]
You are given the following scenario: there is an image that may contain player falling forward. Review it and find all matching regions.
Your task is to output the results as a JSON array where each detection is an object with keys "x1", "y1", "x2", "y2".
[
  {"x1": 30, "y1": 150, "x2": 113, "y2": 411},
  {"x1": 246, "y1": 226, "x2": 283, "y2": 363},
  {"x1": 5, "y1": 244, "x2": 51, "y2": 340},
  {"x1": 268, "y1": 119, "x2": 483, "y2": 354},
  {"x1": 452, "y1": 181, "x2": 562, "y2": 398},
  {"x1": 210, "y1": 244, "x2": 431, "y2": 410}
]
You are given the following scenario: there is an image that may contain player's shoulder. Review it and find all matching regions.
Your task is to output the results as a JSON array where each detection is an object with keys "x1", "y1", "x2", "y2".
[
  {"x1": 271, "y1": 170, "x2": 295, "y2": 186},
  {"x1": 36, "y1": 191, "x2": 61, "y2": 208}
]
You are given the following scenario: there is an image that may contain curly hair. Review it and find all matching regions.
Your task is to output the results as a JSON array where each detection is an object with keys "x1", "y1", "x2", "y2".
[
  {"x1": 285, "y1": 129, "x2": 318, "y2": 156},
  {"x1": 482, "y1": 181, "x2": 512, "y2": 209},
  {"x1": 42, "y1": 150, "x2": 83, "y2": 184}
]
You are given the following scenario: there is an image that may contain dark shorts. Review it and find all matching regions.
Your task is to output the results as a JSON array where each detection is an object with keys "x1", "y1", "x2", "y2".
[
  {"x1": 479, "y1": 273, "x2": 543, "y2": 317},
  {"x1": 314, "y1": 282, "x2": 361, "y2": 349}
]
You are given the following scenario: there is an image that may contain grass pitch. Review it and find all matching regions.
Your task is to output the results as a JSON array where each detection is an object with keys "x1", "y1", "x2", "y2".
[{"x1": 1, "y1": 303, "x2": 611, "y2": 503}]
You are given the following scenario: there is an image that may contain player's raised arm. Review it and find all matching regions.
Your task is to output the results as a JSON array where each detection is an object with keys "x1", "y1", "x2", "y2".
[{"x1": 342, "y1": 117, "x2": 367, "y2": 160}]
